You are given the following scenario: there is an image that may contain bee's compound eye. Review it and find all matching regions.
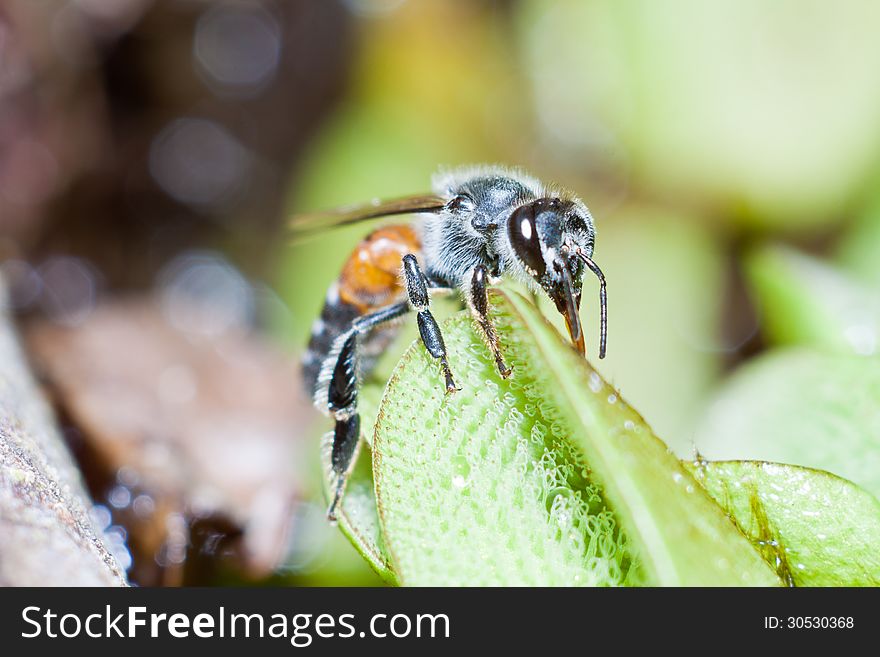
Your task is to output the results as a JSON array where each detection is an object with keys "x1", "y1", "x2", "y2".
[{"x1": 507, "y1": 203, "x2": 545, "y2": 277}]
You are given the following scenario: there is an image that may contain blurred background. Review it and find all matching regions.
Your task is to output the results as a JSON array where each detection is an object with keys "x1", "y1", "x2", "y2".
[{"x1": 2, "y1": 0, "x2": 880, "y2": 586}]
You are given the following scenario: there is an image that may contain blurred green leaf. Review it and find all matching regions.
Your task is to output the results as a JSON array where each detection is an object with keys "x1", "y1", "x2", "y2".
[
  {"x1": 836, "y1": 187, "x2": 880, "y2": 286},
  {"x1": 745, "y1": 245, "x2": 880, "y2": 355},
  {"x1": 519, "y1": 0, "x2": 880, "y2": 229},
  {"x1": 695, "y1": 349, "x2": 880, "y2": 498},
  {"x1": 684, "y1": 460, "x2": 880, "y2": 586},
  {"x1": 372, "y1": 289, "x2": 779, "y2": 586}
]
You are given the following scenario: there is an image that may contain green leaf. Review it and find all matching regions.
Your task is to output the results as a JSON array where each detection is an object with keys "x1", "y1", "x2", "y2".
[
  {"x1": 745, "y1": 245, "x2": 880, "y2": 355},
  {"x1": 836, "y1": 186, "x2": 880, "y2": 286},
  {"x1": 372, "y1": 289, "x2": 780, "y2": 586},
  {"x1": 684, "y1": 460, "x2": 880, "y2": 586},
  {"x1": 695, "y1": 349, "x2": 880, "y2": 499}
]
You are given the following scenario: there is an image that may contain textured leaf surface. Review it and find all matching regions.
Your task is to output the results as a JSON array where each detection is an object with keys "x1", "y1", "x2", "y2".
[
  {"x1": 372, "y1": 290, "x2": 779, "y2": 586},
  {"x1": 685, "y1": 460, "x2": 880, "y2": 586}
]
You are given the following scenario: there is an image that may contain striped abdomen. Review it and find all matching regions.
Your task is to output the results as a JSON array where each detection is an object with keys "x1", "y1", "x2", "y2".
[{"x1": 302, "y1": 224, "x2": 422, "y2": 399}]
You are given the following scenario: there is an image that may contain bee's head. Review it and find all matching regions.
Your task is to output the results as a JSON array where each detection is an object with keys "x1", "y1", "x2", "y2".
[{"x1": 506, "y1": 197, "x2": 607, "y2": 358}]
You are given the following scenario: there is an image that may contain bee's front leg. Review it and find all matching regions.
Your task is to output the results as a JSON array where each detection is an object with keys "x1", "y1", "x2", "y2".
[
  {"x1": 402, "y1": 254, "x2": 458, "y2": 393},
  {"x1": 467, "y1": 264, "x2": 512, "y2": 378}
]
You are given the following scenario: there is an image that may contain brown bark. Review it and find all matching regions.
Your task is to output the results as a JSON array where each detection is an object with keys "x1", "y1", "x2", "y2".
[{"x1": 0, "y1": 282, "x2": 127, "y2": 586}]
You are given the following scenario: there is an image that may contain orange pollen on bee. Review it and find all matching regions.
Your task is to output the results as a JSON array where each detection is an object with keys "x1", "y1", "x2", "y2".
[{"x1": 338, "y1": 224, "x2": 422, "y2": 313}]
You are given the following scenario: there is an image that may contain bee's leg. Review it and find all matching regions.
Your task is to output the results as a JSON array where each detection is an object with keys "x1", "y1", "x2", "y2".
[
  {"x1": 324, "y1": 301, "x2": 411, "y2": 521},
  {"x1": 467, "y1": 264, "x2": 513, "y2": 378},
  {"x1": 402, "y1": 254, "x2": 458, "y2": 393},
  {"x1": 326, "y1": 415, "x2": 359, "y2": 522}
]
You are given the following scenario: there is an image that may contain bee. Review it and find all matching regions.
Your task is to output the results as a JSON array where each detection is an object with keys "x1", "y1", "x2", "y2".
[{"x1": 296, "y1": 165, "x2": 607, "y2": 520}]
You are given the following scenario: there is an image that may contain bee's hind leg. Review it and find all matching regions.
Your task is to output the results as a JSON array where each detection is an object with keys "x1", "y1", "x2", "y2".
[
  {"x1": 323, "y1": 301, "x2": 411, "y2": 521},
  {"x1": 402, "y1": 254, "x2": 458, "y2": 393},
  {"x1": 467, "y1": 264, "x2": 512, "y2": 378},
  {"x1": 326, "y1": 415, "x2": 359, "y2": 522}
]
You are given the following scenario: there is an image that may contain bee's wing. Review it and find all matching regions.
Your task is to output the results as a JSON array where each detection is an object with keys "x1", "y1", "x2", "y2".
[{"x1": 290, "y1": 194, "x2": 447, "y2": 241}]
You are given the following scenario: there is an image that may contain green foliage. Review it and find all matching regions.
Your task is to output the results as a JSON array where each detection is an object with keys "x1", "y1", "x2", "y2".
[
  {"x1": 836, "y1": 187, "x2": 880, "y2": 286},
  {"x1": 519, "y1": 0, "x2": 880, "y2": 228},
  {"x1": 328, "y1": 290, "x2": 787, "y2": 585},
  {"x1": 684, "y1": 460, "x2": 880, "y2": 586},
  {"x1": 695, "y1": 349, "x2": 880, "y2": 499},
  {"x1": 698, "y1": 242, "x2": 880, "y2": 505},
  {"x1": 374, "y1": 291, "x2": 644, "y2": 586},
  {"x1": 323, "y1": 289, "x2": 880, "y2": 585},
  {"x1": 282, "y1": 1, "x2": 880, "y2": 587},
  {"x1": 745, "y1": 245, "x2": 880, "y2": 354}
]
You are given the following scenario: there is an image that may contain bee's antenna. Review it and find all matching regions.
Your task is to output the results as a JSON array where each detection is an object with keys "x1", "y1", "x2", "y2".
[{"x1": 575, "y1": 250, "x2": 607, "y2": 359}]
